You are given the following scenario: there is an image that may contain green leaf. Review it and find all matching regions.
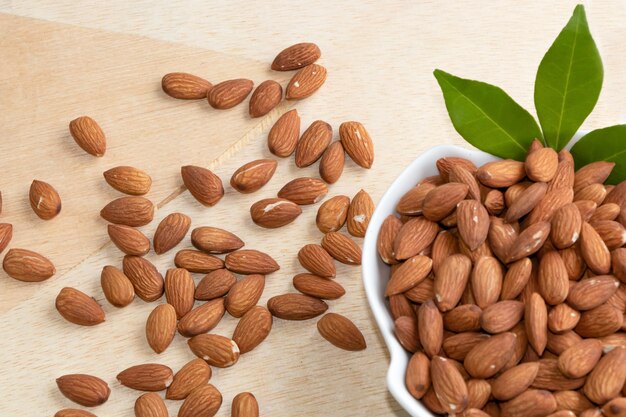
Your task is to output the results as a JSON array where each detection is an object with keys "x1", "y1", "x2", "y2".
[
  {"x1": 571, "y1": 125, "x2": 626, "y2": 184},
  {"x1": 534, "y1": 4, "x2": 603, "y2": 151},
  {"x1": 433, "y1": 69, "x2": 543, "y2": 161}
]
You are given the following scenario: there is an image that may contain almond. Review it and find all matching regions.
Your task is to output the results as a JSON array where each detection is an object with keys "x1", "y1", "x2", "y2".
[
  {"x1": 232, "y1": 305, "x2": 273, "y2": 354},
  {"x1": 297, "y1": 244, "x2": 335, "y2": 277},
  {"x1": 575, "y1": 303, "x2": 623, "y2": 337},
  {"x1": 317, "y1": 313, "x2": 366, "y2": 351},
  {"x1": 188, "y1": 334, "x2": 240, "y2": 367},
  {"x1": 162, "y1": 72, "x2": 212, "y2": 99},
  {"x1": 405, "y1": 277, "x2": 435, "y2": 303},
  {"x1": 230, "y1": 159, "x2": 277, "y2": 194},
  {"x1": 145, "y1": 304, "x2": 176, "y2": 354},
  {"x1": 267, "y1": 293, "x2": 328, "y2": 320},
  {"x1": 437, "y1": 157, "x2": 478, "y2": 182},
  {"x1": 442, "y1": 332, "x2": 489, "y2": 361},
  {"x1": 443, "y1": 304, "x2": 482, "y2": 333},
  {"x1": 500, "y1": 389, "x2": 556, "y2": 417},
  {"x1": 69, "y1": 116, "x2": 106, "y2": 156},
  {"x1": 103, "y1": 166, "x2": 152, "y2": 195},
  {"x1": 476, "y1": 160, "x2": 526, "y2": 188},
  {"x1": 532, "y1": 359, "x2": 588, "y2": 390},
  {"x1": 178, "y1": 384, "x2": 222, "y2": 417},
  {"x1": 295, "y1": 120, "x2": 332, "y2": 167},
  {"x1": 557, "y1": 339, "x2": 602, "y2": 378},
  {"x1": 553, "y1": 391, "x2": 594, "y2": 415},
  {"x1": 471, "y1": 256, "x2": 503, "y2": 309},
  {"x1": 231, "y1": 392, "x2": 259, "y2": 417},
  {"x1": 613, "y1": 248, "x2": 626, "y2": 282},
  {"x1": 100, "y1": 196, "x2": 154, "y2": 227},
  {"x1": 506, "y1": 221, "x2": 551, "y2": 263},
  {"x1": 449, "y1": 164, "x2": 481, "y2": 200},
  {"x1": 605, "y1": 181, "x2": 626, "y2": 206},
  {"x1": 107, "y1": 224, "x2": 150, "y2": 256},
  {"x1": 100, "y1": 265, "x2": 135, "y2": 307},
  {"x1": 505, "y1": 182, "x2": 548, "y2": 223},
  {"x1": 406, "y1": 351, "x2": 431, "y2": 400},
  {"x1": 431, "y1": 355, "x2": 469, "y2": 414},
  {"x1": 525, "y1": 147, "x2": 558, "y2": 182},
  {"x1": 277, "y1": 177, "x2": 328, "y2": 205},
  {"x1": 434, "y1": 254, "x2": 472, "y2": 312},
  {"x1": 153, "y1": 213, "x2": 191, "y2": 254},
  {"x1": 590, "y1": 203, "x2": 621, "y2": 222},
  {"x1": 567, "y1": 275, "x2": 619, "y2": 310},
  {"x1": 164, "y1": 268, "x2": 195, "y2": 318},
  {"x1": 134, "y1": 392, "x2": 168, "y2": 417},
  {"x1": 225, "y1": 274, "x2": 265, "y2": 318},
  {"x1": 580, "y1": 221, "x2": 612, "y2": 274},
  {"x1": 501, "y1": 258, "x2": 532, "y2": 300},
  {"x1": 174, "y1": 249, "x2": 224, "y2": 273},
  {"x1": 537, "y1": 251, "x2": 569, "y2": 305},
  {"x1": 178, "y1": 298, "x2": 225, "y2": 337},
  {"x1": 55, "y1": 287, "x2": 105, "y2": 326},
  {"x1": 272, "y1": 42, "x2": 321, "y2": 71},
  {"x1": 432, "y1": 230, "x2": 460, "y2": 274},
  {"x1": 2, "y1": 248, "x2": 55, "y2": 282},
  {"x1": 29, "y1": 180, "x2": 61, "y2": 220},
  {"x1": 575, "y1": 183, "x2": 607, "y2": 205},
  {"x1": 207, "y1": 78, "x2": 253, "y2": 109},
  {"x1": 395, "y1": 315, "x2": 420, "y2": 353},
  {"x1": 422, "y1": 387, "x2": 446, "y2": 414},
  {"x1": 464, "y1": 332, "x2": 516, "y2": 378},
  {"x1": 319, "y1": 141, "x2": 345, "y2": 184},
  {"x1": 480, "y1": 301, "x2": 524, "y2": 334},
  {"x1": 418, "y1": 300, "x2": 443, "y2": 357},
  {"x1": 525, "y1": 292, "x2": 548, "y2": 355},
  {"x1": 122, "y1": 255, "x2": 164, "y2": 302},
  {"x1": 547, "y1": 303, "x2": 579, "y2": 333},
  {"x1": 195, "y1": 269, "x2": 236, "y2": 300},
  {"x1": 574, "y1": 161, "x2": 615, "y2": 192},
  {"x1": 457, "y1": 200, "x2": 490, "y2": 250},
  {"x1": 0, "y1": 223, "x2": 12, "y2": 254},
  {"x1": 488, "y1": 218, "x2": 518, "y2": 263},
  {"x1": 546, "y1": 330, "x2": 582, "y2": 355},
  {"x1": 375, "y1": 215, "x2": 403, "y2": 265},
  {"x1": 526, "y1": 188, "x2": 574, "y2": 226},
  {"x1": 316, "y1": 195, "x2": 350, "y2": 233},
  {"x1": 116, "y1": 363, "x2": 173, "y2": 391},
  {"x1": 339, "y1": 121, "x2": 374, "y2": 169},
  {"x1": 248, "y1": 80, "x2": 282, "y2": 117},
  {"x1": 285, "y1": 64, "x2": 326, "y2": 100},
  {"x1": 268, "y1": 109, "x2": 300, "y2": 157},
  {"x1": 602, "y1": 398, "x2": 626, "y2": 417},
  {"x1": 250, "y1": 198, "x2": 302, "y2": 228},
  {"x1": 225, "y1": 250, "x2": 279, "y2": 275},
  {"x1": 396, "y1": 183, "x2": 436, "y2": 216},
  {"x1": 191, "y1": 226, "x2": 244, "y2": 254},
  {"x1": 592, "y1": 220, "x2": 626, "y2": 249},
  {"x1": 181, "y1": 165, "x2": 224, "y2": 207},
  {"x1": 385, "y1": 255, "x2": 432, "y2": 296},
  {"x1": 393, "y1": 217, "x2": 439, "y2": 261},
  {"x1": 54, "y1": 409, "x2": 97, "y2": 417},
  {"x1": 321, "y1": 231, "x2": 362, "y2": 265},
  {"x1": 389, "y1": 293, "x2": 416, "y2": 321},
  {"x1": 166, "y1": 358, "x2": 212, "y2": 400},
  {"x1": 548, "y1": 159, "x2": 575, "y2": 192},
  {"x1": 491, "y1": 362, "x2": 539, "y2": 401},
  {"x1": 293, "y1": 273, "x2": 345, "y2": 299},
  {"x1": 550, "y1": 203, "x2": 582, "y2": 249},
  {"x1": 56, "y1": 374, "x2": 110, "y2": 407},
  {"x1": 347, "y1": 189, "x2": 374, "y2": 237},
  {"x1": 584, "y1": 346, "x2": 626, "y2": 404},
  {"x1": 422, "y1": 182, "x2": 469, "y2": 221},
  {"x1": 484, "y1": 189, "x2": 505, "y2": 215}
]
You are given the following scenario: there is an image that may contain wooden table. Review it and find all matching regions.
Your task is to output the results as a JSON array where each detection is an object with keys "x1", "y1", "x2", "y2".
[{"x1": 0, "y1": 1, "x2": 624, "y2": 415}]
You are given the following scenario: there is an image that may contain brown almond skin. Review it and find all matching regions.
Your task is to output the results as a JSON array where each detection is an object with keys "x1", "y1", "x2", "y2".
[
  {"x1": 103, "y1": 166, "x2": 152, "y2": 195},
  {"x1": 434, "y1": 254, "x2": 472, "y2": 312},
  {"x1": 377, "y1": 215, "x2": 402, "y2": 265},
  {"x1": 526, "y1": 147, "x2": 558, "y2": 182},
  {"x1": 162, "y1": 72, "x2": 212, "y2": 99},
  {"x1": 321, "y1": 231, "x2": 362, "y2": 265},
  {"x1": 580, "y1": 221, "x2": 612, "y2": 274},
  {"x1": 395, "y1": 315, "x2": 420, "y2": 352},
  {"x1": 230, "y1": 159, "x2": 277, "y2": 194},
  {"x1": 464, "y1": 332, "x2": 516, "y2": 379},
  {"x1": 56, "y1": 374, "x2": 110, "y2": 407},
  {"x1": 267, "y1": 293, "x2": 328, "y2": 320},
  {"x1": 316, "y1": 195, "x2": 350, "y2": 234},
  {"x1": 584, "y1": 347, "x2": 626, "y2": 404},
  {"x1": 107, "y1": 224, "x2": 150, "y2": 256},
  {"x1": 232, "y1": 305, "x2": 273, "y2": 354},
  {"x1": 268, "y1": 109, "x2": 300, "y2": 157},
  {"x1": 195, "y1": 269, "x2": 236, "y2": 300},
  {"x1": 146, "y1": 303, "x2": 177, "y2": 354},
  {"x1": 393, "y1": 216, "x2": 439, "y2": 260},
  {"x1": 225, "y1": 274, "x2": 265, "y2": 318},
  {"x1": 100, "y1": 196, "x2": 154, "y2": 227},
  {"x1": 232, "y1": 392, "x2": 259, "y2": 417},
  {"x1": 480, "y1": 301, "x2": 524, "y2": 334},
  {"x1": 122, "y1": 255, "x2": 164, "y2": 302},
  {"x1": 418, "y1": 300, "x2": 443, "y2": 357},
  {"x1": 285, "y1": 64, "x2": 327, "y2": 100},
  {"x1": 174, "y1": 249, "x2": 224, "y2": 273},
  {"x1": 347, "y1": 189, "x2": 374, "y2": 237},
  {"x1": 298, "y1": 244, "x2": 336, "y2": 277},
  {"x1": 178, "y1": 298, "x2": 225, "y2": 337},
  {"x1": 567, "y1": 275, "x2": 619, "y2": 310},
  {"x1": 557, "y1": 338, "x2": 602, "y2": 378},
  {"x1": 339, "y1": 121, "x2": 374, "y2": 169},
  {"x1": 457, "y1": 200, "x2": 490, "y2": 250},
  {"x1": 153, "y1": 212, "x2": 191, "y2": 254},
  {"x1": 166, "y1": 358, "x2": 212, "y2": 400},
  {"x1": 248, "y1": 80, "x2": 282, "y2": 117},
  {"x1": 134, "y1": 392, "x2": 168, "y2": 417},
  {"x1": 178, "y1": 384, "x2": 222, "y2": 417},
  {"x1": 0, "y1": 223, "x2": 12, "y2": 254},
  {"x1": 443, "y1": 304, "x2": 482, "y2": 333},
  {"x1": 574, "y1": 161, "x2": 615, "y2": 191},
  {"x1": 225, "y1": 250, "x2": 279, "y2": 275},
  {"x1": 443, "y1": 333, "x2": 490, "y2": 361},
  {"x1": 55, "y1": 287, "x2": 105, "y2": 326},
  {"x1": 436, "y1": 157, "x2": 478, "y2": 181},
  {"x1": 116, "y1": 364, "x2": 173, "y2": 391},
  {"x1": 319, "y1": 141, "x2": 345, "y2": 184},
  {"x1": 500, "y1": 389, "x2": 557, "y2": 417},
  {"x1": 491, "y1": 362, "x2": 540, "y2": 401},
  {"x1": 181, "y1": 166, "x2": 224, "y2": 207},
  {"x1": 191, "y1": 226, "x2": 244, "y2": 254},
  {"x1": 406, "y1": 351, "x2": 430, "y2": 400},
  {"x1": 69, "y1": 116, "x2": 106, "y2": 156},
  {"x1": 553, "y1": 391, "x2": 594, "y2": 415},
  {"x1": 164, "y1": 268, "x2": 195, "y2": 318},
  {"x1": 505, "y1": 182, "x2": 548, "y2": 223},
  {"x1": 396, "y1": 183, "x2": 435, "y2": 216},
  {"x1": 293, "y1": 273, "x2": 346, "y2": 300},
  {"x1": 277, "y1": 177, "x2": 328, "y2": 205},
  {"x1": 602, "y1": 398, "x2": 626, "y2": 417},
  {"x1": 100, "y1": 265, "x2": 135, "y2": 307},
  {"x1": 295, "y1": 120, "x2": 332, "y2": 167},
  {"x1": 207, "y1": 79, "x2": 253, "y2": 109},
  {"x1": 422, "y1": 182, "x2": 469, "y2": 222},
  {"x1": 2, "y1": 248, "x2": 55, "y2": 282},
  {"x1": 317, "y1": 313, "x2": 366, "y2": 351},
  {"x1": 471, "y1": 256, "x2": 503, "y2": 309},
  {"x1": 385, "y1": 255, "x2": 432, "y2": 296},
  {"x1": 476, "y1": 160, "x2": 526, "y2": 188},
  {"x1": 575, "y1": 303, "x2": 623, "y2": 337},
  {"x1": 250, "y1": 198, "x2": 302, "y2": 228},
  {"x1": 272, "y1": 42, "x2": 321, "y2": 71},
  {"x1": 187, "y1": 334, "x2": 240, "y2": 368},
  {"x1": 54, "y1": 409, "x2": 98, "y2": 417},
  {"x1": 29, "y1": 180, "x2": 61, "y2": 220},
  {"x1": 430, "y1": 355, "x2": 469, "y2": 414}
]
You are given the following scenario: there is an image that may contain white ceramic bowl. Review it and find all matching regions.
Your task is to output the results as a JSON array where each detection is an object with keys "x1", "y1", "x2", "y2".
[{"x1": 361, "y1": 144, "x2": 500, "y2": 417}]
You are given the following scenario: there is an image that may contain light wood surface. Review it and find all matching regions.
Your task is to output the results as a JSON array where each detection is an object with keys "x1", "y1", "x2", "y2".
[{"x1": 0, "y1": 1, "x2": 624, "y2": 415}]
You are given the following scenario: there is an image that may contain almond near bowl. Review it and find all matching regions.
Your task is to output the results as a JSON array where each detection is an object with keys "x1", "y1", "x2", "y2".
[{"x1": 361, "y1": 145, "x2": 498, "y2": 417}]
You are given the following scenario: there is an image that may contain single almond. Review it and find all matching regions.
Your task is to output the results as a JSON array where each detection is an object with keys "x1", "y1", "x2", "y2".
[
  {"x1": 580, "y1": 221, "x2": 611, "y2": 274},
  {"x1": 69, "y1": 116, "x2": 106, "y2": 156},
  {"x1": 100, "y1": 265, "x2": 135, "y2": 307},
  {"x1": 526, "y1": 188, "x2": 575, "y2": 226},
  {"x1": 491, "y1": 362, "x2": 539, "y2": 401},
  {"x1": 432, "y1": 231, "x2": 460, "y2": 275},
  {"x1": 442, "y1": 332, "x2": 489, "y2": 361},
  {"x1": 107, "y1": 224, "x2": 150, "y2": 256},
  {"x1": 268, "y1": 109, "x2": 300, "y2": 157},
  {"x1": 464, "y1": 332, "x2": 516, "y2": 378},
  {"x1": 476, "y1": 160, "x2": 526, "y2": 188},
  {"x1": 56, "y1": 374, "x2": 110, "y2": 407},
  {"x1": 532, "y1": 359, "x2": 585, "y2": 391},
  {"x1": 449, "y1": 164, "x2": 481, "y2": 200},
  {"x1": 153, "y1": 212, "x2": 191, "y2": 254},
  {"x1": 389, "y1": 293, "x2": 416, "y2": 321},
  {"x1": 166, "y1": 358, "x2": 212, "y2": 400},
  {"x1": 395, "y1": 315, "x2": 420, "y2": 353},
  {"x1": 339, "y1": 121, "x2": 374, "y2": 169},
  {"x1": 145, "y1": 304, "x2": 177, "y2": 354},
  {"x1": 293, "y1": 273, "x2": 346, "y2": 300},
  {"x1": 557, "y1": 339, "x2": 602, "y2": 378},
  {"x1": 0, "y1": 223, "x2": 12, "y2": 254},
  {"x1": 134, "y1": 392, "x2": 168, "y2": 417},
  {"x1": 297, "y1": 244, "x2": 336, "y2": 277},
  {"x1": 277, "y1": 177, "x2": 328, "y2": 205},
  {"x1": 195, "y1": 269, "x2": 237, "y2": 300},
  {"x1": 567, "y1": 275, "x2": 619, "y2": 310},
  {"x1": 547, "y1": 303, "x2": 580, "y2": 333},
  {"x1": 418, "y1": 300, "x2": 443, "y2": 357},
  {"x1": 500, "y1": 389, "x2": 556, "y2": 417},
  {"x1": 191, "y1": 226, "x2": 244, "y2": 254},
  {"x1": 164, "y1": 268, "x2": 195, "y2": 318},
  {"x1": 248, "y1": 80, "x2": 282, "y2": 117},
  {"x1": 604, "y1": 180, "x2": 626, "y2": 207},
  {"x1": 385, "y1": 255, "x2": 432, "y2": 296},
  {"x1": 178, "y1": 298, "x2": 225, "y2": 337},
  {"x1": 434, "y1": 254, "x2": 472, "y2": 312},
  {"x1": 430, "y1": 356, "x2": 469, "y2": 414},
  {"x1": 396, "y1": 183, "x2": 436, "y2": 216},
  {"x1": 54, "y1": 409, "x2": 98, "y2": 417},
  {"x1": 321, "y1": 231, "x2": 362, "y2": 265},
  {"x1": 505, "y1": 182, "x2": 548, "y2": 223},
  {"x1": 467, "y1": 379, "x2": 492, "y2": 411},
  {"x1": 421, "y1": 388, "x2": 446, "y2": 414},
  {"x1": 436, "y1": 157, "x2": 478, "y2": 181},
  {"x1": 525, "y1": 147, "x2": 558, "y2": 182},
  {"x1": 546, "y1": 330, "x2": 582, "y2": 355},
  {"x1": 480, "y1": 301, "x2": 524, "y2": 334},
  {"x1": 347, "y1": 189, "x2": 375, "y2": 238},
  {"x1": 295, "y1": 120, "x2": 332, "y2": 167},
  {"x1": 488, "y1": 217, "x2": 518, "y2": 263},
  {"x1": 592, "y1": 220, "x2": 626, "y2": 249},
  {"x1": 285, "y1": 64, "x2": 326, "y2": 100},
  {"x1": 319, "y1": 141, "x2": 345, "y2": 184},
  {"x1": 574, "y1": 161, "x2": 615, "y2": 192},
  {"x1": 525, "y1": 292, "x2": 548, "y2": 355},
  {"x1": 471, "y1": 256, "x2": 503, "y2": 308},
  {"x1": 207, "y1": 78, "x2": 253, "y2": 109},
  {"x1": 501, "y1": 258, "x2": 532, "y2": 300},
  {"x1": 272, "y1": 42, "x2": 321, "y2": 71},
  {"x1": 506, "y1": 221, "x2": 551, "y2": 263},
  {"x1": 225, "y1": 274, "x2": 265, "y2": 317},
  {"x1": 122, "y1": 255, "x2": 164, "y2": 302},
  {"x1": 250, "y1": 198, "x2": 302, "y2": 228},
  {"x1": 406, "y1": 351, "x2": 431, "y2": 400},
  {"x1": 457, "y1": 200, "x2": 490, "y2": 250},
  {"x1": 548, "y1": 159, "x2": 575, "y2": 192},
  {"x1": 55, "y1": 287, "x2": 105, "y2": 326},
  {"x1": 161, "y1": 72, "x2": 212, "y2": 99},
  {"x1": 232, "y1": 392, "x2": 259, "y2": 417},
  {"x1": 188, "y1": 334, "x2": 240, "y2": 368},
  {"x1": 174, "y1": 249, "x2": 224, "y2": 273},
  {"x1": 178, "y1": 384, "x2": 222, "y2": 417},
  {"x1": 443, "y1": 304, "x2": 482, "y2": 333},
  {"x1": 317, "y1": 313, "x2": 366, "y2": 351},
  {"x1": 103, "y1": 166, "x2": 152, "y2": 195},
  {"x1": 584, "y1": 346, "x2": 626, "y2": 404},
  {"x1": 422, "y1": 182, "x2": 469, "y2": 221},
  {"x1": 117, "y1": 363, "x2": 174, "y2": 391},
  {"x1": 230, "y1": 159, "x2": 277, "y2": 194},
  {"x1": 590, "y1": 203, "x2": 622, "y2": 223},
  {"x1": 575, "y1": 303, "x2": 623, "y2": 337},
  {"x1": 181, "y1": 165, "x2": 224, "y2": 207},
  {"x1": 537, "y1": 251, "x2": 569, "y2": 305},
  {"x1": 550, "y1": 203, "x2": 582, "y2": 249},
  {"x1": 316, "y1": 195, "x2": 350, "y2": 233},
  {"x1": 267, "y1": 293, "x2": 328, "y2": 320},
  {"x1": 225, "y1": 250, "x2": 279, "y2": 274},
  {"x1": 484, "y1": 189, "x2": 505, "y2": 215},
  {"x1": 553, "y1": 391, "x2": 594, "y2": 416},
  {"x1": 2, "y1": 248, "x2": 55, "y2": 282},
  {"x1": 100, "y1": 196, "x2": 154, "y2": 227},
  {"x1": 29, "y1": 180, "x2": 61, "y2": 220},
  {"x1": 232, "y1": 305, "x2": 273, "y2": 354},
  {"x1": 575, "y1": 183, "x2": 607, "y2": 205}
]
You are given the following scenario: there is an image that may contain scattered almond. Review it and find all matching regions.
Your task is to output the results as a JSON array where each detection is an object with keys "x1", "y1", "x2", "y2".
[
  {"x1": 232, "y1": 305, "x2": 273, "y2": 354},
  {"x1": 268, "y1": 109, "x2": 300, "y2": 157},
  {"x1": 69, "y1": 116, "x2": 106, "y2": 157},
  {"x1": 277, "y1": 177, "x2": 328, "y2": 205},
  {"x1": 116, "y1": 363, "x2": 173, "y2": 391},
  {"x1": 191, "y1": 226, "x2": 244, "y2": 253},
  {"x1": 122, "y1": 255, "x2": 164, "y2": 302},
  {"x1": 317, "y1": 313, "x2": 366, "y2": 351},
  {"x1": 230, "y1": 159, "x2": 277, "y2": 194},
  {"x1": 134, "y1": 392, "x2": 168, "y2": 417},
  {"x1": 347, "y1": 189, "x2": 374, "y2": 237},
  {"x1": 207, "y1": 79, "x2": 253, "y2": 109},
  {"x1": 100, "y1": 196, "x2": 154, "y2": 227},
  {"x1": 164, "y1": 268, "x2": 195, "y2": 318},
  {"x1": 103, "y1": 166, "x2": 152, "y2": 195},
  {"x1": 2, "y1": 248, "x2": 55, "y2": 282},
  {"x1": 174, "y1": 249, "x2": 224, "y2": 273},
  {"x1": 145, "y1": 304, "x2": 177, "y2": 354},
  {"x1": 178, "y1": 384, "x2": 222, "y2": 417},
  {"x1": 107, "y1": 224, "x2": 150, "y2": 256},
  {"x1": 162, "y1": 72, "x2": 212, "y2": 99},
  {"x1": 29, "y1": 180, "x2": 61, "y2": 220},
  {"x1": 295, "y1": 120, "x2": 332, "y2": 167},
  {"x1": 298, "y1": 244, "x2": 336, "y2": 277},
  {"x1": 100, "y1": 265, "x2": 135, "y2": 307},
  {"x1": 285, "y1": 64, "x2": 327, "y2": 100},
  {"x1": 339, "y1": 121, "x2": 374, "y2": 169},
  {"x1": 153, "y1": 212, "x2": 191, "y2": 254},
  {"x1": 225, "y1": 274, "x2": 265, "y2": 318},
  {"x1": 272, "y1": 42, "x2": 321, "y2": 71},
  {"x1": 56, "y1": 374, "x2": 110, "y2": 407},
  {"x1": 188, "y1": 334, "x2": 240, "y2": 368},
  {"x1": 250, "y1": 198, "x2": 302, "y2": 228},
  {"x1": 225, "y1": 250, "x2": 279, "y2": 274},
  {"x1": 293, "y1": 273, "x2": 346, "y2": 300},
  {"x1": 248, "y1": 80, "x2": 282, "y2": 117},
  {"x1": 232, "y1": 392, "x2": 259, "y2": 417},
  {"x1": 268, "y1": 293, "x2": 328, "y2": 320},
  {"x1": 181, "y1": 165, "x2": 224, "y2": 207},
  {"x1": 316, "y1": 195, "x2": 350, "y2": 233},
  {"x1": 319, "y1": 141, "x2": 345, "y2": 184},
  {"x1": 166, "y1": 358, "x2": 212, "y2": 400},
  {"x1": 55, "y1": 287, "x2": 105, "y2": 326}
]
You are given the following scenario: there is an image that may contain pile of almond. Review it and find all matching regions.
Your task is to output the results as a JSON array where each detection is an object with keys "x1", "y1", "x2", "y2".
[{"x1": 379, "y1": 139, "x2": 626, "y2": 417}]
